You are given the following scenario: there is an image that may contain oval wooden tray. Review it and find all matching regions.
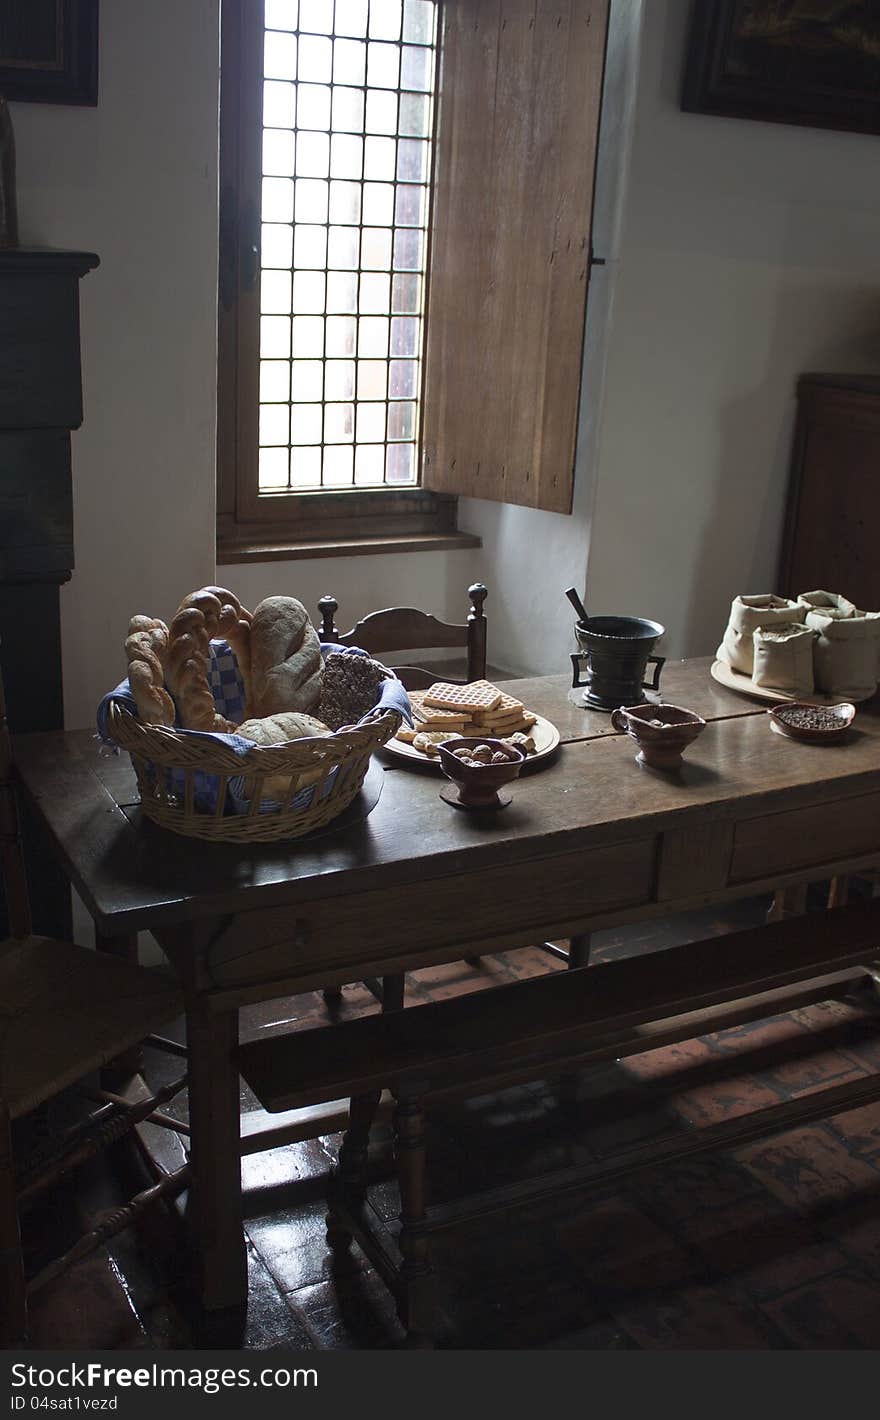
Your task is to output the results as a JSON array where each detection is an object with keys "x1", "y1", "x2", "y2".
[
  {"x1": 710, "y1": 659, "x2": 873, "y2": 706},
  {"x1": 380, "y1": 712, "x2": 561, "y2": 773}
]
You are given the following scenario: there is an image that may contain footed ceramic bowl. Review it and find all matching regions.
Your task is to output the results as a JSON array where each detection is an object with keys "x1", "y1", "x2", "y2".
[
  {"x1": 437, "y1": 736, "x2": 524, "y2": 808},
  {"x1": 611, "y1": 703, "x2": 707, "y2": 770}
]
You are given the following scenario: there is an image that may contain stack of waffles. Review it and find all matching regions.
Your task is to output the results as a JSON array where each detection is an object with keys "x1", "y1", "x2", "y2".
[{"x1": 396, "y1": 680, "x2": 538, "y2": 757}]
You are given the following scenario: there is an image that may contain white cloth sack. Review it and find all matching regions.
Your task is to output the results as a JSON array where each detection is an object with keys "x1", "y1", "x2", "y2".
[
  {"x1": 752, "y1": 622, "x2": 816, "y2": 696},
  {"x1": 717, "y1": 594, "x2": 807, "y2": 676},
  {"x1": 806, "y1": 610, "x2": 880, "y2": 699},
  {"x1": 798, "y1": 589, "x2": 856, "y2": 620}
]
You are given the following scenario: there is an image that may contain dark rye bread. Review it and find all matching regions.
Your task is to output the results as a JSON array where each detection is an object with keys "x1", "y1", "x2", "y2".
[{"x1": 316, "y1": 652, "x2": 389, "y2": 731}]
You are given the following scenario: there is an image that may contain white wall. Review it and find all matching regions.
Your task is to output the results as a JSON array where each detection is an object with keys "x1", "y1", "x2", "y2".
[{"x1": 585, "y1": 0, "x2": 880, "y2": 660}]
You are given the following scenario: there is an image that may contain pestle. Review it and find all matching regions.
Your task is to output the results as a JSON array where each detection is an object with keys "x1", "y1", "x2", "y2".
[{"x1": 564, "y1": 587, "x2": 590, "y2": 624}]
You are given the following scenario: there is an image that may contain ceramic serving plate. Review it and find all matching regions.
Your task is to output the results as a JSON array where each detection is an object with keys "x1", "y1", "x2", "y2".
[{"x1": 380, "y1": 712, "x2": 561, "y2": 772}]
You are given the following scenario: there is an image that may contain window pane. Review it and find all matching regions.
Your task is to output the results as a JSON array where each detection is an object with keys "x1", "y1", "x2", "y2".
[
  {"x1": 368, "y1": 42, "x2": 400, "y2": 89},
  {"x1": 326, "y1": 315, "x2": 357, "y2": 356},
  {"x1": 260, "y1": 403, "x2": 289, "y2": 446},
  {"x1": 358, "y1": 360, "x2": 387, "y2": 399},
  {"x1": 292, "y1": 269, "x2": 325, "y2": 313},
  {"x1": 389, "y1": 359, "x2": 417, "y2": 398},
  {"x1": 403, "y1": 0, "x2": 434, "y2": 45},
  {"x1": 398, "y1": 91, "x2": 429, "y2": 138},
  {"x1": 263, "y1": 80, "x2": 295, "y2": 128},
  {"x1": 391, "y1": 315, "x2": 420, "y2": 357},
  {"x1": 261, "y1": 360, "x2": 291, "y2": 402},
  {"x1": 329, "y1": 180, "x2": 362, "y2": 225},
  {"x1": 262, "y1": 223, "x2": 294, "y2": 268},
  {"x1": 358, "y1": 317, "x2": 389, "y2": 358},
  {"x1": 400, "y1": 44, "x2": 432, "y2": 92},
  {"x1": 355, "y1": 444, "x2": 386, "y2": 486},
  {"x1": 265, "y1": 0, "x2": 298, "y2": 31},
  {"x1": 364, "y1": 135, "x2": 396, "y2": 181},
  {"x1": 362, "y1": 182, "x2": 394, "y2": 226},
  {"x1": 297, "y1": 83, "x2": 331, "y2": 128},
  {"x1": 290, "y1": 446, "x2": 322, "y2": 487},
  {"x1": 388, "y1": 401, "x2": 416, "y2": 440},
  {"x1": 335, "y1": 0, "x2": 368, "y2": 38},
  {"x1": 291, "y1": 403, "x2": 323, "y2": 444},
  {"x1": 262, "y1": 177, "x2": 294, "y2": 222},
  {"x1": 292, "y1": 359, "x2": 324, "y2": 401},
  {"x1": 365, "y1": 88, "x2": 398, "y2": 134},
  {"x1": 386, "y1": 442, "x2": 416, "y2": 484},
  {"x1": 357, "y1": 402, "x2": 386, "y2": 441},
  {"x1": 324, "y1": 359, "x2": 355, "y2": 400},
  {"x1": 296, "y1": 130, "x2": 329, "y2": 177},
  {"x1": 397, "y1": 138, "x2": 429, "y2": 182},
  {"x1": 260, "y1": 446, "x2": 290, "y2": 489},
  {"x1": 323, "y1": 444, "x2": 354, "y2": 486},
  {"x1": 395, "y1": 183, "x2": 426, "y2": 227},
  {"x1": 359, "y1": 272, "x2": 390, "y2": 314},
  {"x1": 393, "y1": 227, "x2": 423, "y2": 270},
  {"x1": 261, "y1": 316, "x2": 291, "y2": 357},
  {"x1": 292, "y1": 315, "x2": 324, "y2": 356},
  {"x1": 330, "y1": 132, "x2": 363, "y2": 179},
  {"x1": 392, "y1": 273, "x2": 421, "y2": 314},
  {"x1": 293, "y1": 223, "x2": 327, "y2": 268},
  {"x1": 261, "y1": 269, "x2": 293, "y2": 314},
  {"x1": 328, "y1": 225, "x2": 360, "y2": 269},
  {"x1": 369, "y1": 1, "x2": 402, "y2": 40},
  {"x1": 294, "y1": 178, "x2": 328, "y2": 222},
  {"x1": 263, "y1": 128, "x2": 296, "y2": 176},
  {"x1": 326, "y1": 271, "x2": 358, "y2": 313},
  {"x1": 298, "y1": 34, "x2": 332, "y2": 83},
  {"x1": 361, "y1": 227, "x2": 392, "y2": 270},
  {"x1": 265, "y1": 30, "x2": 297, "y2": 80},
  {"x1": 298, "y1": 0, "x2": 332, "y2": 33},
  {"x1": 332, "y1": 86, "x2": 365, "y2": 133},
  {"x1": 325, "y1": 403, "x2": 354, "y2": 443},
  {"x1": 334, "y1": 38, "x2": 366, "y2": 86}
]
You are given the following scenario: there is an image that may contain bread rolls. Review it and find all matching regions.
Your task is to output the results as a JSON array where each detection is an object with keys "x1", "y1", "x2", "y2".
[
  {"x1": 249, "y1": 596, "x2": 323, "y2": 717},
  {"x1": 124, "y1": 616, "x2": 175, "y2": 726}
]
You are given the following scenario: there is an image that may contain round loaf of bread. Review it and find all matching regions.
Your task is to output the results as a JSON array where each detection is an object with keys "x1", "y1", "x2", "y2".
[{"x1": 237, "y1": 712, "x2": 331, "y2": 746}]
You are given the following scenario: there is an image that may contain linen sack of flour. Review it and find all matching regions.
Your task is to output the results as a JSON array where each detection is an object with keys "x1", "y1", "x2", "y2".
[
  {"x1": 717, "y1": 594, "x2": 807, "y2": 676},
  {"x1": 752, "y1": 622, "x2": 816, "y2": 696},
  {"x1": 798, "y1": 590, "x2": 857, "y2": 620},
  {"x1": 805, "y1": 610, "x2": 880, "y2": 700}
]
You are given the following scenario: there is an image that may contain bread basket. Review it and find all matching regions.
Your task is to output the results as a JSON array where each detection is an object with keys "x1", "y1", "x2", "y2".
[{"x1": 107, "y1": 672, "x2": 401, "y2": 844}]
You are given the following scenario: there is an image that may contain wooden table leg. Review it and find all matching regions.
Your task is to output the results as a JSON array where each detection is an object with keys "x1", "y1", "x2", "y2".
[
  {"x1": 184, "y1": 1001, "x2": 247, "y2": 1314},
  {"x1": 94, "y1": 928, "x2": 143, "y2": 1083}
]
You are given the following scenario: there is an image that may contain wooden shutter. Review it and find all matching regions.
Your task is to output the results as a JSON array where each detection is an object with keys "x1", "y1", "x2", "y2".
[{"x1": 422, "y1": 0, "x2": 609, "y2": 514}]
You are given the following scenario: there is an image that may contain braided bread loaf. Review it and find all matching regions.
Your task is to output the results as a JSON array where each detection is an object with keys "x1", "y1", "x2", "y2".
[
  {"x1": 165, "y1": 598, "x2": 236, "y2": 733},
  {"x1": 249, "y1": 597, "x2": 323, "y2": 717},
  {"x1": 125, "y1": 616, "x2": 175, "y2": 726}
]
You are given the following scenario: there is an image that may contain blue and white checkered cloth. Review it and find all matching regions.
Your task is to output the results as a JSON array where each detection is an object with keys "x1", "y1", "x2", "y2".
[{"x1": 96, "y1": 640, "x2": 410, "y2": 817}]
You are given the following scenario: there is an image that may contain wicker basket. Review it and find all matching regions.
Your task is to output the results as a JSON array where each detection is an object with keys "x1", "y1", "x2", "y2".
[{"x1": 108, "y1": 698, "x2": 401, "y2": 843}]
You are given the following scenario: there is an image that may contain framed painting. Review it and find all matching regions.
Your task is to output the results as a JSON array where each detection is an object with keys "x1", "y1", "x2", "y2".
[
  {"x1": 682, "y1": 1, "x2": 880, "y2": 137},
  {"x1": 0, "y1": 0, "x2": 98, "y2": 106}
]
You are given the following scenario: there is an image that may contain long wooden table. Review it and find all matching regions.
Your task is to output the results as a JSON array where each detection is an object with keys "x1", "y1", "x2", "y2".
[{"x1": 13, "y1": 657, "x2": 880, "y2": 1316}]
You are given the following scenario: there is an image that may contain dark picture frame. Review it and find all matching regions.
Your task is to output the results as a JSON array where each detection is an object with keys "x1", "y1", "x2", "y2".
[
  {"x1": 682, "y1": 1, "x2": 880, "y2": 137},
  {"x1": 0, "y1": 0, "x2": 98, "y2": 106}
]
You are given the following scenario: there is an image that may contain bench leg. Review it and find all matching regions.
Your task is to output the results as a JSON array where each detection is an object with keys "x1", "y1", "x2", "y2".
[
  {"x1": 326, "y1": 1089, "x2": 381, "y2": 1254},
  {"x1": 381, "y1": 973, "x2": 405, "y2": 1014},
  {"x1": 395, "y1": 1090, "x2": 437, "y2": 1349},
  {"x1": 567, "y1": 933, "x2": 592, "y2": 970}
]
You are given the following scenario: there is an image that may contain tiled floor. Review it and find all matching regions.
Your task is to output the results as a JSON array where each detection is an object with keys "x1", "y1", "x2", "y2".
[{"x1": 19, "y1": 891, "x2": 880, "y2": 1350}]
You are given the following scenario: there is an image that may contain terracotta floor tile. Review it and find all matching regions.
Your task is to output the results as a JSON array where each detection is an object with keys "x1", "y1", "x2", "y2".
[
  {"x1": 28, "y1": 1249, "x2": 146, "y2": 1349},
  {"x1": 823, "y1": 1101, "x2": 880, "y2": 1161},
  {"x1": 613, "y1": 1280, "x2": 786, "y2": 1350},
  {"x1": 287, "y1": 1271, "x2": 404, "y2": 1349},
  {"x1": 737, "y1": 1125, "x2": 880, "y2": 1213},
  {"x1": 555, "y1": 1197, "x2": 698, "y2": 1298},
  {"x1": 247, "y1": 1200, "x2": 364, "y2": 1294},
  {"x1": 760, "y1": 1272, "x2": 880, "y2": 1349}
]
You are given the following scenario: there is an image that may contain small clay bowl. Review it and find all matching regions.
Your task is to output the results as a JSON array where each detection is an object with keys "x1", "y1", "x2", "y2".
[
  {"x1": 436, "y1": 736, "x2": 524, "y2": 809},
  {"x1": 611, "y1": 702, "x2": 707, "y2": 770},
  {"x1": 767, "y1": 701, "x2": 856, "y2": 743}
]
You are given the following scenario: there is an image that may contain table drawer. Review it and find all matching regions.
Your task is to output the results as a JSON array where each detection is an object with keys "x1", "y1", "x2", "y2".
[
  {"x1": 730, "y1": 791, "x2": 880, "y2": 884},
  {"x1": 202, "y1": 836, "x2": 657, "y2": 991}
]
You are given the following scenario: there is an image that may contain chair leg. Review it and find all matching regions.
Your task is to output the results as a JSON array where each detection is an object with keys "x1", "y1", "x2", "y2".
[
  {"x1": 0, "y1": 1107, "x2": 27, "y2": 1346},
  {"x1": 394, "y1": 1090, "x2": 437, "y2": 1348},
  {"x1": 326, "y1": 1089, "x2": 382, "y2": 1255}
]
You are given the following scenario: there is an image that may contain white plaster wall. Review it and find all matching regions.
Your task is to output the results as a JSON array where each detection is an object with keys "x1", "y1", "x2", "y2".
[
  {"x1": 584, "y1": 0, "x2": 880, "y2": 660},
  {"x1": 12, "y1": 0, "x2": 221, "y2": 730}
]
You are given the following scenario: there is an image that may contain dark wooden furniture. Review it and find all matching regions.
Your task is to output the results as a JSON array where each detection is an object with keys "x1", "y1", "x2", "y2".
[
  {"x1": 0, "y1": 247, "x2": 98, "y2": 940},
  {"x1": 239, "y1": 896, "x2": 880, "y2": 1345},
  {"x1": 317, "y1": 582, "x2": 489, "y2": 690},
  {"x1": 13, "y1": 657, "x2": 880, "y2": 1322},
  {"x1": 778, "y1": 373, "x2": 880, "y2": 612},
  {"x1": 0, "y1": 666, "x2": 184, "y2": 1345}
]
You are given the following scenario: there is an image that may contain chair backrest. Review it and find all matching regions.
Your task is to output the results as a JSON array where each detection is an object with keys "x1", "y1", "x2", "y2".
[
  {"x1": 0, "y1": 661, "x2": 31, "y2": 940},
  {"x1": 317, "y1": 583, "x2": 488, "y2": 691}
]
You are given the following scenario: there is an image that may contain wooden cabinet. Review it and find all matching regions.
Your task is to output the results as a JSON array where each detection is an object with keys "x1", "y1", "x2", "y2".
[
  {"x1": 778, "y1": 373, "x2": 880, "y2": 611},
  {"x1": 0, "y1": 247, "x2": 98, "y2": 935}
]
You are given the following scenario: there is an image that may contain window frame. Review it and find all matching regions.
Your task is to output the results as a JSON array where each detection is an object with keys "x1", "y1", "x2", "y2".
[{"x1": 216, "y1": 0, "x2": 463, "y2": 562}]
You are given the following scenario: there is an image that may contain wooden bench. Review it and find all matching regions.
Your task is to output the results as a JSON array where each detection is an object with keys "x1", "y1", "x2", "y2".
[{"x1": 239, "y1": 897, "x2": 880, "y2": 1347}]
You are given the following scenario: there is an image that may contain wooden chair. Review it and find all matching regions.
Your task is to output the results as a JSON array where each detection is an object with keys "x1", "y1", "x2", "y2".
[
  {"x1": 316, "y1": 583, "x2": 488, "y2": 1013},
  {"x1": 317, "y1": 582, "x2": 488, "y2": 690},
  {"x1": 0, "y1": 666, "x2": 187, "y2": 1345}
]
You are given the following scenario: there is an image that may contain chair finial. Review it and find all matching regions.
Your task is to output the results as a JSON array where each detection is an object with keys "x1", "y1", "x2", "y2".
[
  {"x1": 468, "y1": 583, "x2": 487, "y2": 621},
  {"x1": 317, "y1": 595, "x2": 339, "y2": 641}
]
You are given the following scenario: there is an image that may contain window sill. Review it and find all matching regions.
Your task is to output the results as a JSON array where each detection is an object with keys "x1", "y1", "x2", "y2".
[{"x1": 217, "y1": 530, "x2": 482, "y2": 565}]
